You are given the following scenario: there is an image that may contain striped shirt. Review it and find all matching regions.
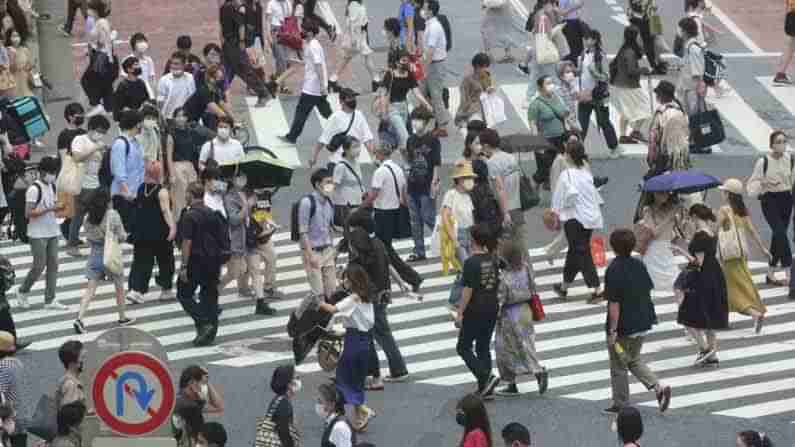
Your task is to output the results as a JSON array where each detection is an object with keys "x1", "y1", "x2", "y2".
[{"x1": 0, "y1": 357, "x2": 34, "y2": 430}]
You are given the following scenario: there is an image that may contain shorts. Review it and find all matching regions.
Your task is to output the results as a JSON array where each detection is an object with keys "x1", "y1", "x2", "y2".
[
  {"x1": 786, "y1": 11, "x2": 795, "y2": 37},
  {"x1": 86, "y1": 241, "x2": 124, "y2": 286}
]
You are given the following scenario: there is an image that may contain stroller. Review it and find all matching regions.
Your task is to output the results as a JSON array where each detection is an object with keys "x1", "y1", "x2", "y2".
[{"x1": 287, "y1": 288, "x2": 348, "y2": 371}]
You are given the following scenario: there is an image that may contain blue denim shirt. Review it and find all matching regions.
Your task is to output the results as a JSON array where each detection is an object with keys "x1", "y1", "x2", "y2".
[
  {"x1": 110, "y1": 133, "x2": 145, "y2": 198},
  {"x1": 298, "y1": 191, "x2": 333, "y2": 249}
]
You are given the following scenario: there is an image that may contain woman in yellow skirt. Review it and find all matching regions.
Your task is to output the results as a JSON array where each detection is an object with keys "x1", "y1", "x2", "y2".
[{"x1": 717, "y1": 179, "x2": 770, "y2": 334}]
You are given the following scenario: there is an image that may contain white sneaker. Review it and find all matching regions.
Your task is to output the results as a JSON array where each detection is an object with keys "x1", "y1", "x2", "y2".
[
  {"x1": 126, "y1": 291, "x2": 145, "y2": 305},
  {"x1": 15, "y1": 290, "x2": 29, "y2": 309},
  {"x1": 45, "y1": 300, "x2": 69, "y2": 311},
  {"x1": 85, "y1": 104, "x2": 105, "y2": 117},
  {"x1": 158, "y1": 289, "x2": 175, "y2": 301}
]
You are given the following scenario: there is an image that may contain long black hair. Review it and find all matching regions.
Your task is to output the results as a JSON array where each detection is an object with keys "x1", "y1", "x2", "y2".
[
  {"x1": 566, "y1": 141, "x2": 589, "y2": 168},
  {"x1": 620, "y1": 25, "x2": 644, "y2": 60},
  {"x1": 86, "y1": 188, "x2": 111, "y2": 226},
  {"x1": 584, "y1": 27, "x2": 604, "y2": 69},
  {"x1": 318, "y1": 383, "x2": 346, "y2": 416}
]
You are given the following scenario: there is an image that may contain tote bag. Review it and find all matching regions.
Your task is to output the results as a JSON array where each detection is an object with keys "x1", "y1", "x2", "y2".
[
  {"x1": 103, "y1": 214, "x2": 123, "y2": 276},
  {"x1": 550, "y1": 24, "x2": 570, "y2": 58},
  {"x1": 689, "y1": 96, "x2": 725, "y2": 151},
  {"x1": 255, "y1": 396, "x2": 301, "y2": 447},
  {"x1": 535, "y1": 17, "x2": 560, "y2": 65},
  {"x1": 56, "y1": 150, "x2": 83, "y2": 195},
  {"x1": 479, "y1": 92, "x2": 507, "y2": 128},
  {"x1": 718, "y1": 213, "x2": 743, "y2": 261}
]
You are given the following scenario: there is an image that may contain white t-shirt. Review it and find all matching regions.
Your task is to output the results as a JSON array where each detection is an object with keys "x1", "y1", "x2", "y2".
[
  {"x1": 199, "y1": 138, "x2": 245, "y2": 166},
  {"x1": 319, "y1": 110, "x2": 373, "y2": 164},
  {"x1": 442, "y1": 188, "x2": 474, "y2": 229},
  {"x1": 302, "y1": 39, "x2": 328, "y2": 96},
  {"x1": 371, "y1": 160, "x2": 405, "y2": 210},
  {"x1": 71, "y1": 134, "x2": 103, "y2": 189},
  {"x1": 266, "y1": 0, "x2": 293, "y2": 26},
  {"x1": 26, "y1": 180, "x2": 59, "y2": 239},
  {"x1": 157, "y1": 72, "x2": 196, "y2": 120},
  {"x1": 332, "y1": 295, "x2": 374, "y2": 331},
  {"x1": 424, "y1": 17, "x2": 447, "y2": 62},
  {"x1": 332, "y1": 159, "x2": 364, "y2": 207}
]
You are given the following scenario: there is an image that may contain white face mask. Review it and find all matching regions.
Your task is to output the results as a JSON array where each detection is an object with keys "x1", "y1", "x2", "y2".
[
  {"x1": 462, "y1": 179, "x2": 475, "y2": 191},
  {"x1": 90, "y1": 131, "x2": 106, "y2": 144},
  {"x1": 234, "y1": 176, "x2": 247, "y2": 188},
  {"x1": 291, "y1": 379, "x2": 302, "y2": 393},
  {"x1": 348, "y1": 146, "x2": 362, "y2": 159},
  {"x1": 10, "y1": 37, "x2": 20, "y2": 46},
  {"x1": 412, "y1": 120, "x2": 427, "y2": 134},
  {"x1": 143, "y1": 119, "x2": 157, "y2": 129},
  {"x1": 381, "y1": 29, "x2": 387, "y2": 38},
  {"x1": 213, "y1": 180, "x2": 227, "y2": 194},
  {"x1": 315, "y1": 403, "x2": 329, "y2": 419},
  {"x1": 544, "y1": 84, "x2": 556, "y2": 94},
  {"x1": 562, "y1": 72, "x2": 575, "y2": 82},
  {"x1": 217, "y1": 127, "x2": 231, "y2": 140},
  {"x1": 322, "y1": 183, "x2": 335, "y2": 196},
  {"x1": 172, "y1": 69, "x2": 184, "y2": 77},
  {"x1": 772, "y1": 142, "x2": 787, "y2": 153},
  {"x1": 420, "y1": 9, "x2": 430, "y2": 19},
  {"x1": 199, "y1": 383, "x2": 209, "y2": 401},
  {"x1": 3, "y1": 419, "x2": 15, "y2": 435},
  {"x1": 44, "y1": 173, "x2": 56, "y2": 184},
  {"x1": 136, "y1": 41, "x2": 149, "y2": 53}
]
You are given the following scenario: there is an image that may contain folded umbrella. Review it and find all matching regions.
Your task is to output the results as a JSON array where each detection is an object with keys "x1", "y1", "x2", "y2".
[
  {"x1": 500, "y1": 133, "x2": 556, "y2": 153},
  {"x1": 642, "y1": 170, "x2": 721, "y2": 194}
]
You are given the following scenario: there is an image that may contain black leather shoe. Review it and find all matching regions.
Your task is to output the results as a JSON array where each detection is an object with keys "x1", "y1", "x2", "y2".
[{"x1": 789, "y1": 289, "x2": 795, "y2": 300}]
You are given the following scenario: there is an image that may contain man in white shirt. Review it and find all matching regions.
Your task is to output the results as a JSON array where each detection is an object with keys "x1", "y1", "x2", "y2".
[
  {"x1": 158, "y1": 53, "x2": 196, "y2": 122},
  {"x1": 280, "y1": 19, "x2": 331, "y2": 144},
  {"x1": 420, "y1": 0, "x2": 451, "y2": 137},
  {"x1": 310, "y1": 88, "x2": 375, "y2": 168},
  {"x1": 364, "y1": 146, "x2": 406, "y2": 249},
  {"x1": 199, "y1": 116, "x2": 245, "y2": 172}
]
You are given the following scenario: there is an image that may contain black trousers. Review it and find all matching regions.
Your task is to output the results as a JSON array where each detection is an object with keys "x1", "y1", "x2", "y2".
[
  {"x1": 533, "y1": 135, "x2": 565, "y2": 185},
  {"x1": 384, "y1": 240, "x2": 422, "y2": 289},
  {"x1": 629, "y1": 17, "x2": 659, "y2": 69},
  {"x1": 81, "y1": 50, "x2": 115, "y2": 108},
  {"x1": 129, "y1": 240, "x2": 176, "y2": 294},
  {"x1": 112, "y1": 196, "x2": 136, "y2": 236},
  {"x1": 760, "y1": 191, "x2": 793, "y2": 268},
  {"x1": 0, "y1": 306, "x2": 17, "y2": 338},
  {"x1": 63, "y1": 0, "x2": 87, "y2": 33},
  {"x1": 562, "y1": 19, "x2": 585, "y2": 64},
  {"x1": 222, "y1": 41, "x2": 268, "y2": 99},
  {"x1": 177, "y1": 259, "x2": 222, "y2": 330},
  {"x1": 374, "y1": 208, "x2": 399, "y2": 249},
  {"x1": 563, "y1": 219, "x2": 599, "y2": 288},
  {"x1": 286, "y1": 93, "x2": 332, "y2": 141},
  {"x1": 578, "y1": 101, "x2": 618, "y2": 149},
  {"x1": 456, "y1": 312, "x2": 497, "y2": 390}
]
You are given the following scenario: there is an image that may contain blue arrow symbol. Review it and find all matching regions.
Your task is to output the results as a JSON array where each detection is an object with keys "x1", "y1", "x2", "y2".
[{"x1": 115, "y1": 371, "x2": 156, "y2": 416}]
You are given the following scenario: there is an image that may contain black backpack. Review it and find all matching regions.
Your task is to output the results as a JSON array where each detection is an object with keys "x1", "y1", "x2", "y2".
[
  {"x1": 406, "y1": 139, "x2": 432, "y2": 189},
  {"x1": 290, "y1": 195, "x2": 316, "y2": 242},
  {"x1": 437, "y1": 14, "x2": 452, "y2": 52},
  {"x1": 98, "y1": 136, "x2": 130, "y2": 188}
]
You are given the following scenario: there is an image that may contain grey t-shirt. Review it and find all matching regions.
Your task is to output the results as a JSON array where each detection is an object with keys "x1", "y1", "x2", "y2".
[{"x1": 487, "y1": 151, "x2": 521, "y2": 212}]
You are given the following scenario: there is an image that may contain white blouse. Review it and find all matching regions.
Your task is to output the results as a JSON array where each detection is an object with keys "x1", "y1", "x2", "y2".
[
  {"x1": 332, "y1": 295, "x2": 374, "y2": 332},
  {"x1": 552, "y1": 167, "x2": 604, "y2": 230}
]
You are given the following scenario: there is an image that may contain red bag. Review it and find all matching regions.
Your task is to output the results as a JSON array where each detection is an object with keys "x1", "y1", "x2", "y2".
[
  {"x1": 13, "y1": 144, "x2": 30, "y2": 160},
  {"x1": 409, "y1": 53, "x2": 425, "y2": 82},
  {"x1": 591, "y1": 234, "x2": 607, "y2": 268},
  {"x1": 529, "y1": 294, "x2": 545, "y2": 322},
  {"x1": 277, "y1": 15, "x2": 304, "y2": 51}
]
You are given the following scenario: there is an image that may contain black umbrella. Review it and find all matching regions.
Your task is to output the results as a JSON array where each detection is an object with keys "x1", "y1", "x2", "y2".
[{"x1": 219, "y1": 146, "x2": 294, "y2": 189}]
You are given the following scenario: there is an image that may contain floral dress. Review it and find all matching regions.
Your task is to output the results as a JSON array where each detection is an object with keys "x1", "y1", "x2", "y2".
[{"x1": 495, "y1": 264, "x2": 544, "y2": 382}]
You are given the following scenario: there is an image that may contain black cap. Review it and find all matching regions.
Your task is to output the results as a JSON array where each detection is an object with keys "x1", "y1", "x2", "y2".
[
  {"x1": 653, "y1": 80, "x2": 676, "y2": 97},
  {"x1": 338, "y1": 87, "x2": 360, "y2": 99}
]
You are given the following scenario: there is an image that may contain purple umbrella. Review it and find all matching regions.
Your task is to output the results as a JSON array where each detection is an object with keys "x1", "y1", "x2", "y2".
[{"x1": 642, "y1": 171, "x2": 721, "y2": 194}]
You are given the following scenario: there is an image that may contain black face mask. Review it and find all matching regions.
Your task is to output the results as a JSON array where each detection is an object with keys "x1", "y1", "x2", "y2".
[
  {"x1": 455, "y1": 411, "x2": 466, "y2": 426},
  {"x1": 73, "y1": 115, "x2": 85, "y2": 127},
  {"x1": 343, "y1": 99, "x2": 357, "y2": 109},
  {"x1": 132, "y1": 67, "x2": 143, "y2": 76}
]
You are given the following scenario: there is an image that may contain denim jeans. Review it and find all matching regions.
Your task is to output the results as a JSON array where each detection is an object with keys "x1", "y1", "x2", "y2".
[
  {"x1": 387, "y1": 102, "x2": 410, "y2": 149},
  {"x1": 457, "y1": 312, "x2": 497, "y2": 390},
  {"x1": 408, "y1": 193, "x2": 436, "y2": 258}
]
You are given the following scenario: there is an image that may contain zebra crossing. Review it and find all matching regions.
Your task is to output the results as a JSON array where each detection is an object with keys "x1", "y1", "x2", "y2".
[{"x1": 5, "y1": 228, "x2": 795, "y2": 420}]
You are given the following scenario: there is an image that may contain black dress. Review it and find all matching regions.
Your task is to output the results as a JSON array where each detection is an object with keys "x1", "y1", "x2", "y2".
[{"x1": 677, "y1": 231, "x2": 730, "y2": 330}]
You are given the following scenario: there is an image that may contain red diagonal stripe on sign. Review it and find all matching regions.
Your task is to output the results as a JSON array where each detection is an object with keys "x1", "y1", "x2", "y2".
[{"x1": 110, "y1": 370, "x2": 157, "y2": 417}]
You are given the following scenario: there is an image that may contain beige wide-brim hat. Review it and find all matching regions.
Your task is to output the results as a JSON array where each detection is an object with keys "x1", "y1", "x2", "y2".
[
  {"x1": 0, "y1": 331, "x2": 15, "y2": 353},
  {"x1": 451, "y1": 161, "x2": 476, "y2": 179},
  {"x1": 718, "y1": 178, "x2": 744, "y2": 195}
]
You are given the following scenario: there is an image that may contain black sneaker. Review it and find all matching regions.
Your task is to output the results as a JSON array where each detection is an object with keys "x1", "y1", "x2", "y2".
[
  {"x1": 480, "y1": 375, "x2": 500, "y2": 398},
  {"x1": 255, "y1": 300, "x2": 277, "y2": 316},
  {"x1": 372, "y1": 80, "x2": 381, "y2": 93},
  {"x1": 516, "y1": 64, "x2": 530, "y2": 76},
  {"x1": 73, "y1": 319, "x2": 86, "y2": 334},
  {"x1": 602, "y1": 405, "x2": 621, "y2": 415},
  {"x1": 553, "y1": 284, "x2": 568, "y2": 298},
  {"x1": 535, "y1": 369, "x2": 549, "y2": 395},
  {"x1": 328, "y1": 79, "x2": 341, "y2": 94},
  {"x1": 789, "y1": 289, "x2": 795, "y2": 300},
  {"x1": 496, "y1": 383, "x2": 520, "y2": 397},
  {"x1": 278, "y1": 135, "x2": 296, "y2": 145},
  {"x1": 689, "y1": 144, "x2": 713, "y2": 155},
  {"x1": 702, "y1": 358, "x2": 719, "y2": 367},
  {"x1": 593, "y1": 176, "x2": 609, "y2": 189},
  {"x1": 118, "y1": 317, "x2": 136, "y2": 326}
]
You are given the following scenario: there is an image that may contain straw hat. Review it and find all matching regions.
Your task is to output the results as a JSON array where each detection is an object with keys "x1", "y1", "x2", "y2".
[
  {"x1": 0, "y1": 331, "x2": 15, "y2": 353},
  {"x1": 718, "y1": 178, "x2": 744, "y2": 195},
  {"x1": 451, "y1": 161, "x2": 476, "y2": 179}
]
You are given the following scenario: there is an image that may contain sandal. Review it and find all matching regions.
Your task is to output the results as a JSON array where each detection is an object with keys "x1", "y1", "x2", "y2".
[
  {"x1": 497, "y1": 55, "x2": 516, "y2": 64},
  {"x1": 766, "y1": 275, "x2": 787, "y2": 286}
]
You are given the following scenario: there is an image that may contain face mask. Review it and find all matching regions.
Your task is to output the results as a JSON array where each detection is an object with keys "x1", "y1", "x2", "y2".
[
  {"x1": 10, "y1": 37, "x2": 20, "y2": 46},
  {"x1": 44, "y1": 173, "x2": 56, "y2": 184},
  {"x1": 291, "y1": 379, "x2": 302, "y2": 393},
  {"x1": 132, "y1": 67, "x2": 143, "y2": 76},
  {"x1": 412, "y1": 120, "x2": 426, "y2": 134},
  {"x1": 462, "y1": 179, "x2": 475, "y2": 191},
  {"x1": 420, "y1": 9, "x2": 430, "y2": 19},
  {"x1": 563, "y1": 72, "x2": 575, "y2": 82},
  {"x1": 3, "y1": 420, "x2": 15, "y2": 435},
  {"x1": 198, "y1": 383, "x2": 209, "y2": 401},
  {"x1": 73, "y1": 115, "x2": 85, "y2": 127},
  {"x1": 322, "y1": 183, "x2": 335, "y2": 196},
  {"x1": 315, "y1": 403, "x2": 329, "y2": 419},
  {"x1": 136, "y1": 41, "x2": 149, "y2": 53},
  {"x1": 772, "y1": 142, "x2": 786, "y2": 153},
  {"x1": 381, "y1": 29, "x2": 387, "y2": 38},
  {"x1": 172, "y1": 69, "x2": 184, "y2": 77},
  {"x1": 208, "y1": 55, "x2": 221, "y2": 65},
  {"x1": 348, "y1": 146, "x2": 361, "y2": 159},
  {"x1": 455, "y1": 411, "x2": 466, "y2": 427},
  {"x1": 217, "y1": 127, "x2": 231, "y2": 140},
  {"x1": 90, "y1": 131, "x2": 105, "y2": 143},
  {"x1": 343, "y1": 98, "x2": 357, "y2": 109},
  {"x1": 175, "y1": 116, "x2": 188, "y2": 127},
  {"x1": 213, "y1": 180, "x2": 228, "y2": 194},
  {"x1": 544, "y1": 84, "x2": 556, "y2": 94},
  {"x1": 143, "y1": 119, "x2": 157, "y2": 129},
  {"x1": 399, "y1": 63, "x2": 410, "y2": 72},
  {"x1": 234, "y1": 176, "x2": 247, "y2": 188}
]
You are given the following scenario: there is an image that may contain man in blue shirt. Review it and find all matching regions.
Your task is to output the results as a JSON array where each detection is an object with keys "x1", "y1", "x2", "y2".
[
  {"x1": 111, "y1": 110, "x2": 146, "y2": 235},
  {"x1": 298, "y1": 169, "x2": 336, "y2": 300}
]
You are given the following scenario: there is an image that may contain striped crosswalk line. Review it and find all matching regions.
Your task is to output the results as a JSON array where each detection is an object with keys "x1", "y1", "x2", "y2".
[{"x1": 5, "y1": 230, "x2": 795, "y2": 419}]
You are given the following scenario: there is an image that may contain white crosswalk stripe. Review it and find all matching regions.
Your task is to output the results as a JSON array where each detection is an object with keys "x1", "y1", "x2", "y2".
[{"x1": 4, "y1": 230, "x2": 795, "y2": 419}]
